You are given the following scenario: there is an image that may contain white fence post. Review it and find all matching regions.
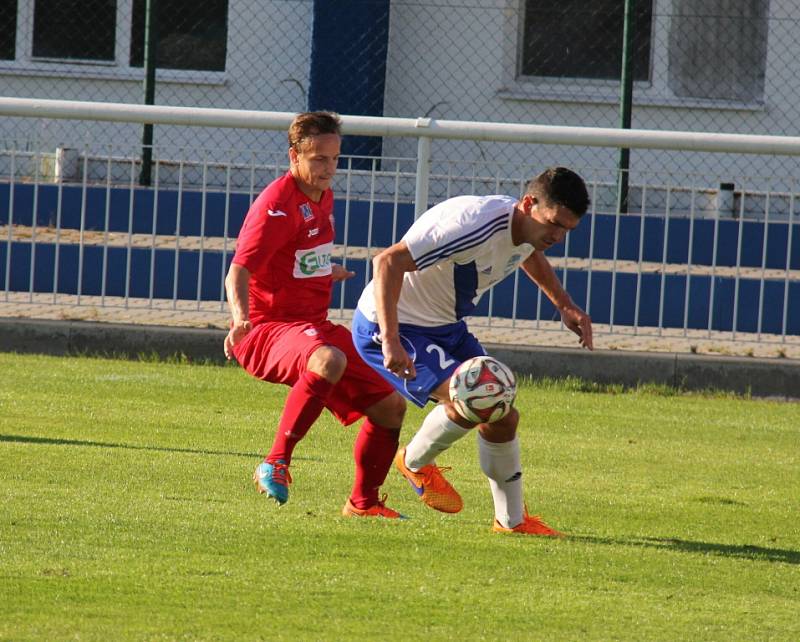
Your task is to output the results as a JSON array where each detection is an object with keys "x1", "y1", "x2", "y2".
[{"x1": 414, "y1": 118, "x2": 432, "y2": 219}]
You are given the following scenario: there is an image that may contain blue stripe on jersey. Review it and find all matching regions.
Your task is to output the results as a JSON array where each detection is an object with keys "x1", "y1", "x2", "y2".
[
  {"x1": 414, "y1": 212, "x2": 509, "y2": 270},
  {"x1": 416, "y1": 219, "x2": 509, "y2": 270},
  {"x1": 453, "y1": 261, "x2": 478, "y2": 320}
]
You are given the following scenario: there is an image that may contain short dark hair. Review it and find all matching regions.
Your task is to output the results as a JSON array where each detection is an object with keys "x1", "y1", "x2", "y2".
[
  {"x1": 288, "y1": 111, "x2": 342, "y2": 152},
  {"x1": 526, "y1": 167, "x2": 590, "y2": 217}
]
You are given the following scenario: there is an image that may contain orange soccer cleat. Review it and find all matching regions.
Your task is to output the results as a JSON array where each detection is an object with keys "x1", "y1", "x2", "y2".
[
  {"x1": 394, "y1": 447, "x2": 463, "y2": 514},
  {"x1": 492, "y1": 510, "x2": 564, "y2": 537},
  {"x1": 341, "y1": 494, "x2": 406, "y2": 519}
]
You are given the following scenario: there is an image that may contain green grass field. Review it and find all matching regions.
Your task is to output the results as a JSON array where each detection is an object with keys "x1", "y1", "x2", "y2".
[{"x1": 1, "y1": 352, "x2": 798, "y2": 641}]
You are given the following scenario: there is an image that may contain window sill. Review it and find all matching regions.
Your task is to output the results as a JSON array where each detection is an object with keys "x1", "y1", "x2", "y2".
[
  {"x1": 0, "y1": 63, "x2": 227, "y2": 87},
  {"x1": 496, "y1": 87, "x2": 765, "y2": 112}
]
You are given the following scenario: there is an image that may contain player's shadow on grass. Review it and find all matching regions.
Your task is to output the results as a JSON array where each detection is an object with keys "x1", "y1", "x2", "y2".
[
  {"x1": 0, "y1": 433, "x2": 266, "y2": 459},
  {"x1": 574, "y1": 534, "x2": 800, "y2": 565}
]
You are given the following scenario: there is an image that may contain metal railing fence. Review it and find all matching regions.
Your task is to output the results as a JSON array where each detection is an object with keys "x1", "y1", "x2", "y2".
[{"x1": 1, "y1": 99, "x2": 799, "y2": 356}]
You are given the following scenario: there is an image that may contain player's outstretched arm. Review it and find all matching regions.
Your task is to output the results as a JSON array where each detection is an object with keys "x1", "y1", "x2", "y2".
[
  {"x1": 372, "y1": 241, "x2": 419, "y2": 378},
  {"x1": 224, "y1": 262, "x2": 253, "y2": 359},
  {"x1": 521, "y1": 252, "x2": 593, "y2": 350}
]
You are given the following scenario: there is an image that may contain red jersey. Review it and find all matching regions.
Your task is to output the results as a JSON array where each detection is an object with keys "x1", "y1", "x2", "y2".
[{"x1": 232, "y1": 171, "x2": 335, "y2": 325}]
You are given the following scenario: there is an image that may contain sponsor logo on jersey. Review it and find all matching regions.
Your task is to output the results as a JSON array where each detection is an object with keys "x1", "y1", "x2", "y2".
[
  {"x1": 308, "y1": 227, "x2": 319, "y2": 237},
  {"x1": 303, "y1": 327, "x2": 319, "y2": 336},
  {"x1": 293, "y1": 242, "x2": 333, "y2": 278},
  {"x1": 300, "y1": 203, "x2": 314, "y2": 221},
  {"x1": 267, "y1": 209, "x2": 287, "y2": 217}
]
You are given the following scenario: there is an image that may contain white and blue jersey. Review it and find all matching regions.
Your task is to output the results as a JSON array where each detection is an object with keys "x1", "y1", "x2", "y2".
[
  {"x1": 353, "y1": 195, "x2": 534, "y2": 406},
  {"x1": 357, "y1": 195, "x2": 533, "y2": 326}
]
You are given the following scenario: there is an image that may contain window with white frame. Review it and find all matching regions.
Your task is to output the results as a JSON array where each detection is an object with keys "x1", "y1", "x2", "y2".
[
  {"x1": 509, "y1": 0, "x2": 769, "y2": 106},
  {"x1": 32, "y1": 0, "x2": 117, "y2": 62},
  {"x1": 129, "y1": 0, "x2": 228, "y2": 72},
  {"x1": 520, "y1": 0, "x2": 653, "y2": 82},
  {"x1": 667, "y1": 0, "x2": 768, "y2": 103},
  {"x1": 1, "y1": 0, "x2": 17, "y2": 61},
  {"x1": 0, "y1": 0, "x2": 228, "y2": 73}
]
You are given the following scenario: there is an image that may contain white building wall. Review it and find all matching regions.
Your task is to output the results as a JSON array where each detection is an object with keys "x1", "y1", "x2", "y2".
[
  {"x1": 1, "y1": 0, "x2": 799, "y2": 195},
  {"x1": 381, "y1": 0, "x2": 800, "y2": 193},
  {"x1": 0, "y1": 1, "x2": 312, "y2": 157}
]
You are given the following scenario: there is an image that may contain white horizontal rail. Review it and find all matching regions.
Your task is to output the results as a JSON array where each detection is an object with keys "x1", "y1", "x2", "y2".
[{"x1": 3, "y1": 96, "x2": 800, "y2": 155}]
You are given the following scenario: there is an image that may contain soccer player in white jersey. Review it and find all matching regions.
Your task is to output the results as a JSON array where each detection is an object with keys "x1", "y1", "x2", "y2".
[{"x1": 351, "y1": 167, "x2": 592, "y2": 535}]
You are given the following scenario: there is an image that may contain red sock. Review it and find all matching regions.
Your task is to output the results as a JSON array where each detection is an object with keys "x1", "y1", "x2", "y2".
[
  {"x1": 349, "y1": 419, "x2": 400, "y2": 509},
  {"x1": 266, "y1": 371, "x2": 334, "y2": 465}
]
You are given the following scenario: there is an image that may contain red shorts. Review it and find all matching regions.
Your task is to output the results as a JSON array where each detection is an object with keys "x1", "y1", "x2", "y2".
[{"x1": 232, "y1": 319, "x2": 395, "y2": 426}]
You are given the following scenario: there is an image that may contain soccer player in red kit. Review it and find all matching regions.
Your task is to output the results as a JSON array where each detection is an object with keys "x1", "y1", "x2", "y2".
[{"x1": 224, "y1": 111, "x2": 407, "y2": 518}]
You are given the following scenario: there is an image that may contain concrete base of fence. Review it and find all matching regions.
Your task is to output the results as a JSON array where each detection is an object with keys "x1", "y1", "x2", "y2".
[
  {"x1": 0, "y1": 317, "x2": 227, "y2": 364},
  {"x1": 1, "y1": 317, "x2": 798, "y2": 401},
  {"x1": 490, "y1": 344, "x2": 800, "y2": 400}
]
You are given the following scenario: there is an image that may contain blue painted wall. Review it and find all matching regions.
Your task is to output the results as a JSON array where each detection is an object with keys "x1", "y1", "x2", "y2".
[{"x1": 1, "y1": 182, "x2": 799, "y2": 334}]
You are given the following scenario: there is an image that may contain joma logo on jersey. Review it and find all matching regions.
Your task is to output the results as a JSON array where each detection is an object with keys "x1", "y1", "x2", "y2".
[{"x1": 293, "y1": 242, "x2": 333, "y2": 278}]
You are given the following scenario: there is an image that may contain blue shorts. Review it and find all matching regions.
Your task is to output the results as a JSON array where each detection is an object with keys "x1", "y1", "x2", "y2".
[{"x1": 351, "y1": 308, "x2": 485, "y2": 407}]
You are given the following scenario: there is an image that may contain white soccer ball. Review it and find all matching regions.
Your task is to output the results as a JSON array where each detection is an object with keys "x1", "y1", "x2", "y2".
[{"x1": 448, "y1": 355, "x2": 517, "y2": 424}]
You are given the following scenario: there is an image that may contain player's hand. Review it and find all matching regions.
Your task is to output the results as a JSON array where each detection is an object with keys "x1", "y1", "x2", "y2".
[
  {"x1": 331, "y1": 263, "x2": 355, "y2": 282},
  {"x1": 382, "y1": 336, "x2": 416, "y2": 379},
  {"x1": 560, "y1": 305, "x2": 594, "y2": 351},
  {"x1": 224, "y1": 319, "x2": 252, "y2": 360}
]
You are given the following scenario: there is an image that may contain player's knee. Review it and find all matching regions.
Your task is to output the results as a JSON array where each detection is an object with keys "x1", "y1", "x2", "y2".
[
  {"x1": 494, "y1": 407, "x2": 519, "y2": 429},
  {"x1": 443, "y1": 401, "x2": 477, "y2": 429},
  {"x1": 307, "y1": 345, "x2": 347, "y2": 382},
  {"x1": 385, "y1": 392, "x2": 407, "y2": 425},
  {"x1": 479, "y1": 407, "x2": 519, "y2": 441},
  {"x1": 365, "y1": 392, "x2": 406, "y2": 428}
]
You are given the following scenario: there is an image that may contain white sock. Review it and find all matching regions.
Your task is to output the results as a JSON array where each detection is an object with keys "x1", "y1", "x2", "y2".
[
  {"x1": 477, "y1": 434, "x2": 524, "y2": 528},
  {"x1": 405, "y1": 403, "x2": 471, "y2": 470}
]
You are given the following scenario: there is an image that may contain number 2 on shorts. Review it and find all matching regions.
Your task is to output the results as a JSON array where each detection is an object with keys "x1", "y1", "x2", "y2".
[{"x1": 426, "y1": 344, "x2": 456, "y2": 370}]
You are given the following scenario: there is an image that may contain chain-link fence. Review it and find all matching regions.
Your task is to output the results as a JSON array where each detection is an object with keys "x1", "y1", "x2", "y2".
[{"x1": 1, "y1": 1, "x2": 798, "y2": 188}]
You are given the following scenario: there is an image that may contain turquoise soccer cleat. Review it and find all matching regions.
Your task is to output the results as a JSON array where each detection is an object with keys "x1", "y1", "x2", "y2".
[{"x1": 252, "y1": 460, "x2": 292, "y2": 505}]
